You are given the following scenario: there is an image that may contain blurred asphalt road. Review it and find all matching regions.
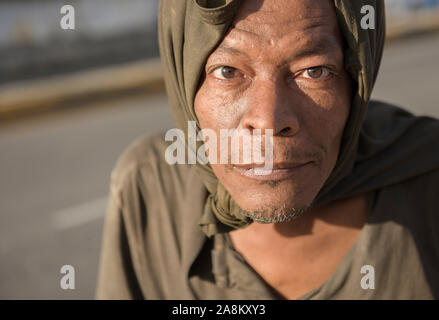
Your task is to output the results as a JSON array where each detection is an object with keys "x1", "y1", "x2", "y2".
[
  {"x1": 0, "y1": 94, "x2": 174, "y2": 299},
  {"x1": 1, "y1": 31, "x2": 438, "y2": 299}
]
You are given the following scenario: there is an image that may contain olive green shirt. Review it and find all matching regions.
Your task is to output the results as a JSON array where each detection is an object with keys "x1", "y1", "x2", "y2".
[{"x1": 95, "y1": 132, "x2": 439, "y2": 300}]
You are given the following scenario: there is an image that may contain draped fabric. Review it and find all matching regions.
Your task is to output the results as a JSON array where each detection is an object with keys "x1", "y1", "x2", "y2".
[{"x1": 158, "y1": 0, "x2": 439, "y2": 237}]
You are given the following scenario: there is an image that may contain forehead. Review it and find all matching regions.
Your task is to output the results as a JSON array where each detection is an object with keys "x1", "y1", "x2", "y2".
[{"x1": 226, "y1": 0, "x2": 340, "y2": 47}]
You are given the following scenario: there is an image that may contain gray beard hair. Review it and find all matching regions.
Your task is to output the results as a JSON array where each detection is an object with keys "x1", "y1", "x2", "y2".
[{"x1": 242, "y1": 203, "x2": 310, "y2": 224}]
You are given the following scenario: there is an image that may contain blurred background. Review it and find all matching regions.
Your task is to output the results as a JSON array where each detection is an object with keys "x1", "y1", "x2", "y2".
[{"x1": 0, "y1": 0, "x2": 438, "y2": 299}]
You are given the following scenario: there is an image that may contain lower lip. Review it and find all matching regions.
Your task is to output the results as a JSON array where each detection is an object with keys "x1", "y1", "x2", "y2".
[{"x1": 232, "y1": 163, "x2": 311, "y2": 181}]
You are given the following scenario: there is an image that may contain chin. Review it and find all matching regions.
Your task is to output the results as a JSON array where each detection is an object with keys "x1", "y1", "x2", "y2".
[
  {"x1": 222, "y1": 175, "x2": 321, "y2": 226},
  {"x1": 234, "y1": 186, "x2": 314, "y2": 224},
  {"x1": 235, "y1": 180, "x2": 314, "y2": 211},
  {"x1": 212, "y1": 161, "x2": 328, "y2": 221}
]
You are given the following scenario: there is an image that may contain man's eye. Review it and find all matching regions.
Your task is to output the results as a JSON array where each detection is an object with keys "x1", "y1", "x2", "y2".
[
  {"x1": 303, "y1": 66, "x2": 331, "y2": 79},
  {"x1": 212, "y1": 66, "x2": 237, "y2": 80}
]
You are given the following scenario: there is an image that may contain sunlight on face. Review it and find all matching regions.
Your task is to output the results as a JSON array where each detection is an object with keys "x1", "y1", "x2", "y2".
[{"x1": 194, "y1": 0, "x2": 352, "y2": 222}]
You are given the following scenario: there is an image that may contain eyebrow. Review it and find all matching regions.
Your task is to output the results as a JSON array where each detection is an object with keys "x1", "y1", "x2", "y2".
[
  {"x1": 293, "y1": 40, "x2": 337, "y2": 60},
  {"x1": 215, "y1": 38, "x2": 338, "y2": 64},
  {"x1": 215, "y1": 45, "x2": 250, "y2": 59}
]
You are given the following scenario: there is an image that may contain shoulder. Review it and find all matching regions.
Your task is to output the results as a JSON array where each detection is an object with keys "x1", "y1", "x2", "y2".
[
  {"x1": 106, "y1": 129, "x2": 207, "y2": 242},
  {"x1": 99, "y1": 132, "x2": 208, "y2": 298},
  {"x1": 401, "y1": 168, "x2": 439, "y2": 214},
  {"x1": 399, "y1": 168, "x2": 439, "y2": 203},
  {"x1": 109, "y1": 131, "x2": 192, "y2": 199},
  {"x1": 379, "y1": 168, "x2": 439, "y2": 215},
  {"x1": 107, "y1": 130, "x2": 207, "y2": 222},
  {"x1": 374, "y1": 168, "x2": 439, "y2": 240},
  {"x1": 111, "y1": 132, "x2": 169, "y2": 185}
]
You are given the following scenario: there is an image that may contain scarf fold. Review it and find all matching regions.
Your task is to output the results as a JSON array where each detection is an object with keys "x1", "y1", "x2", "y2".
[{"x1": 158, "y1": 0, "x2": 439, "y2": 238}]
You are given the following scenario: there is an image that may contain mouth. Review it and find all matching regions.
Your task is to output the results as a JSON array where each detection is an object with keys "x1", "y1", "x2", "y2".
[{"x1": 232, "y1": 161, "x2": 313, "y2": 181}]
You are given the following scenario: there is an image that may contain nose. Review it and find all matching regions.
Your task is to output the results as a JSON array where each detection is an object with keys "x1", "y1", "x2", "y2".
[{"x1": 239, "y1": 77, "x2": 300, "y2": 137}]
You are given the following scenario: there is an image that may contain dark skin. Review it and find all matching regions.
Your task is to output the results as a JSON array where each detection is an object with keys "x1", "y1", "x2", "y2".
[{"x1": 194, "y1": 0, "x2": 368, "y2": 299}]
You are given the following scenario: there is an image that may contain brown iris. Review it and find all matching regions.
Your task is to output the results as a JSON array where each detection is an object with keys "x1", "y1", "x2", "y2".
[
  {"x1": 306, "y1": 66, "x2": 324, "y2": 79},
  {"x1": 220, "y1": 66, "x2": 237, "y2": 79}
]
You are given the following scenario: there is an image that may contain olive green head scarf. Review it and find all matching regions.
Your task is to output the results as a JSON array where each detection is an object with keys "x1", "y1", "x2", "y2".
[{"x1": 158, "y1": 0, "x2": 439, "y2": 237}]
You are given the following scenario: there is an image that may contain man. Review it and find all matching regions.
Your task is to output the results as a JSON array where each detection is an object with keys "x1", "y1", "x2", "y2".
[{"x1": 96, "y1": 0, "x2": 439, "y2": 299}]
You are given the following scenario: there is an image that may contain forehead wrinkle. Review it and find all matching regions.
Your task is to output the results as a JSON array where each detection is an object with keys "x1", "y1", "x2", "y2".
[
  {"x1": 229, "y1": 23, "x2": 262, "y2": 39},
  {"x1": 232, "y1": 14, "x2": 331, "y2": 35},
  {"x1": 292, "y1": 37, "x2": 341, "y2": 60},
  {"x1": 216, "y1": 36, "x2": 339, "y2": 65},
  {"x1": 302, "y1": 17, "x2": 332, "y2": 30},
  {"x1": 217, "y1": 23, "x2": 341, "y2": 61},
  {"x1": 229, "y1": 14, "x2": 336, "y2": 48},
  {"x1": 215, "y1": 45, "x2": 250, "y2": 59}
]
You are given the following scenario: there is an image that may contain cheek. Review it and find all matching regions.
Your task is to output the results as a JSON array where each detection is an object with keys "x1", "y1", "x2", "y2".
[
  {"x1": 194, "y1": 84, "x2": 247, "y2": 131},
  {"x1": 319, "y1": 94, "x2": 349, "y2": 138},
  {"x1": 301, "y1": 82, "x2": 351, "y2": 151}
]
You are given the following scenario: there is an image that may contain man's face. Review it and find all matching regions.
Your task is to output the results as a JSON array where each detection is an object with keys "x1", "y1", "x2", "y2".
[{"x1": 194, "y1": 0, "x2": 352, "y2": 222}]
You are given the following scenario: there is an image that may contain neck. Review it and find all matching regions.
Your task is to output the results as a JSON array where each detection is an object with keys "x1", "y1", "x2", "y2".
[
  {"x1": 232, "y1": 193, "x2": 368, "y2": 248},
  {"x1": 228, "y1": 193, "x2": 370, "y2": 300}
]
